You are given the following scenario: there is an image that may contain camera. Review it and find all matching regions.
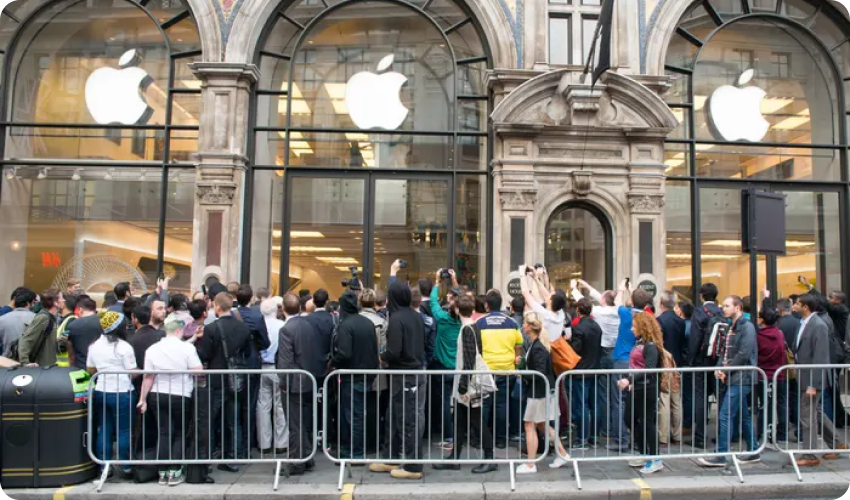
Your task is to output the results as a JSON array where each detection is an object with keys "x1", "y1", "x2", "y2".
[
  {"x1": 399, "y1": 260, "x2": 408, "y2": 269},
  {"x1": 439, "y1": 268, "x2": 453, "y2": 280},
  {"x1": 341, "y1": 265, "x2": 362, "y2": 291}
]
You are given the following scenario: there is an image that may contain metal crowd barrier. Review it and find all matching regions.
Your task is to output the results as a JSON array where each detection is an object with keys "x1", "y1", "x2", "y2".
[
  {"x1": 772, "y1": 364, "x2": 850, "y2": 481},
  {"x1": 322, "y1": 369, "x2": 552, "y2": 491},
  {"x1": 555, "y1": 366, "x2": 769, "y2": 489},
  {"x1": 86, "y1": 369, "x2": 317, "y2": 492}
]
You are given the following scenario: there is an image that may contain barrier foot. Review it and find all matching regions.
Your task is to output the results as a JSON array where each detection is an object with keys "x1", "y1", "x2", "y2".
[
  {"x1": 509, "y1": 461, "x2": 515, "y2": 492},
  {"x1": 97, "y1": 463, "x2": 110, "y2": 492},
  {"x1": 731, "y1": 455, "x2": 744, "y2": 483},
  {"x1": 573, "y1": 459, "x2": 582, "y2": 490},
  {"x1": 338, "y1": 461, "x2": 347, "y2": 491},
  {"x1": 788, "y1": 453, "x2": 803, "y2": 482},
  {"x1": 273, "y1": 461, "x2": 282, "y2": 491}
]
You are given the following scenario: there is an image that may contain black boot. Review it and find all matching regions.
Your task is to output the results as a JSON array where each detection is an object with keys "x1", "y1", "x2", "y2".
[{"x1": 472, "y1": 464, "x2": 498, "y2": 474}]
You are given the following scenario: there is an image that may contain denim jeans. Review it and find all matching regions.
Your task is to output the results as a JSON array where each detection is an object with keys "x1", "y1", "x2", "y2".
[
  {"x1": 94, "y1": 391, "x2": 135, "y2": 465},
  {"x1": 509, "y1": 377, "x2": 527, "y2": 438},
  {"x1": 571, "y1": 377, "x2": 592, "y2": 443},
  {"x1": 482, "y1": 375, "x2": 510, "y2": 445},
  {"x1": 595, "y1": 349, "x2": 613, "y2": 436},
  {"x1": 681, "y1": 372, "x2": 693, "y2": 427},
  {"x1": 716, "y1": 384, "x2": 756, "y2": 454},
  {"x1": 610, "y1": 358, "x2": 631, "y2": 446},
  {"x1": 429, "y1": 362, "x2": 453, "y2": 441},
  {"x1": 340, "y1": 379, "x2": 369, "y2": 459}
]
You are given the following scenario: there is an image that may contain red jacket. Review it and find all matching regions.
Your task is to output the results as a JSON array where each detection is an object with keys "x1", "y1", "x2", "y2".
[{"x1": 757, "y1": 325, "x2": 787, "y2": 381}]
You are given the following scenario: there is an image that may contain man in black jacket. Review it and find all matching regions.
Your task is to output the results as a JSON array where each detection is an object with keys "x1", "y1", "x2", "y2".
[
  {"x1": 657, "y1": 291, "x2": 686, "y2": 445},
  {"x1": 688, "y1": 283, "x2": 725, "y2": 449},
  {"x1": 305, "y1": 288, "x2": 335, "y2": 370},
  {"x1": 331, "y1": 290, "x2": 379, "y2": 460},
  {"x1": 569, "y1": 298, "x2": 603, "y2": 449},
  {"x1": 370, "y1": 282, "x2": 426, "y2": 480},
  {"x1": 277, "y1": 294, "x2": 322, "y2": 475},
  {"x1": 129, "y1": 304, "x2": 163, "y2": 451},
  {"x1": 235, "y1": 284, "x2": 271, "y2": 451},
  {"x1": 197, "y1": 293, "x2": 254, "y2": 472}
]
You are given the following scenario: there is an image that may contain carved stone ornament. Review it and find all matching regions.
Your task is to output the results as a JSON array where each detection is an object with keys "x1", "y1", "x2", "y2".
[
  {"x1": 628, "y1": 195, "x2": 666, "y2": 214},
  {"x1": 572, "y1": 171, "x2": 593, "y2": 197},
  {"x1": 197, "y1": 184, "x2": 237, "y2": 206},
  {"x1": 499, "y1": 189, "x2": 537, "y2": 211}
]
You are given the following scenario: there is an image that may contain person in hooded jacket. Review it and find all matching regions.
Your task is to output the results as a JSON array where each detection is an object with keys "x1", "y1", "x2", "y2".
[
  {"x1": 370, "y1": 282, "x2": 426, "y2": 480},
  {"x1": 331, "y1": 290, "x2": 379, "y2": 460},
  {"x1": 755, "y1": 305, "x2": 788, "y2": 445}
]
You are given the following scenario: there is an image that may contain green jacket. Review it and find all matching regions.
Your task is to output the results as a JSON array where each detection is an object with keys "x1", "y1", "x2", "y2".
[
  {"x1": 430, "y1": 286, "x2": 461, "y2": 369},
  {"x1": 18, "y1": 310, "x2": 58, "y2": 366}
]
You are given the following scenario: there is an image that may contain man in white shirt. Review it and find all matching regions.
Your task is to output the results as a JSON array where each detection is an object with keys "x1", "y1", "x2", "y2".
[
  {"x1": 572, "y1": 279, "x2": 624, "y2": 451},
  {"x1": 137, "y1": 315, "x2": 203, "y2": 486},
  {"x1": 257, "y1": 297, "x2": 289, "y2": 454}
]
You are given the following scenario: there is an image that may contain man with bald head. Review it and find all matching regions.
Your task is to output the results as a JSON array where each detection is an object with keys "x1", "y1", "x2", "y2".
[{"x1": 276, "y1": 293, "x2": 323, "y2": 475}]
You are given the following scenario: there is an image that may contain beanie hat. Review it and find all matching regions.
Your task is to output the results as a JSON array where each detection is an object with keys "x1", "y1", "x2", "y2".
[{"x1": 99, "y1": 310, "x2": 125, "y2": 334}]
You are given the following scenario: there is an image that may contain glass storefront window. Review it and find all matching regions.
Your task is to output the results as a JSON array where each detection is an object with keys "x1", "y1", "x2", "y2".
[
  {"x1": 698, "y1": 187, "x2": 753, "y2": 299},
  {"x1": 456, "y1": 175, "x2": 486, "y2": 292},
  {"x1": 665, "y1": 181, "x2": 692, "y2": 302},
  {"x1": 545, "y1": 204, "x2": 609, "y2": 292}
]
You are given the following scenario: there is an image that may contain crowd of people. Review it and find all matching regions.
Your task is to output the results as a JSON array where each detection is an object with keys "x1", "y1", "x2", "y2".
[{"x1": 0, "y1": 265, "x2": 847, "y2": 485}]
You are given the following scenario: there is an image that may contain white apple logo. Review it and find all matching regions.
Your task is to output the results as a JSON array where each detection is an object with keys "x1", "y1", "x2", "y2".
[
  {"x1": 707, "y1": 69, "x2": 769, "y2": 142},
  {"x1": 345, "y1": 54, "x2": 409, "y2": 130},
  {"x1": 85, "y1": 49, "x2": 153, "y2": 125}
]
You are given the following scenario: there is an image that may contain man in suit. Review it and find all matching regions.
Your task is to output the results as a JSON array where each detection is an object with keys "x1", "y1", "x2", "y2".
[
  {"x1": 277, "y1": 294, "x2": 323, "y2": 475},
  {"x1": 657, "y1": 291, "x2": 686, "y2": 446},
  {"x1": 792, "y1": 294, "x2": 847, "y2": 467}
]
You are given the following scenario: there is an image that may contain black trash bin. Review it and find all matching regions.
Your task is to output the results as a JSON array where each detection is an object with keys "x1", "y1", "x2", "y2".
[{"x1": 1, "y1": 366, "x2": 96, "y2": 488}]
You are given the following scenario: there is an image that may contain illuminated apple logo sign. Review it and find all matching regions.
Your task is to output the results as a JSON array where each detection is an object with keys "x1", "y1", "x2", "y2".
[
  {"x1": 707, "y1": 69, "x2": 769, "y2": 142},
  {"x1": 345, "y1": 54, "x2": 409, "y2": 130},
  {"x1": 85, "y1": 49, "x2": 153, "y2": 125}
]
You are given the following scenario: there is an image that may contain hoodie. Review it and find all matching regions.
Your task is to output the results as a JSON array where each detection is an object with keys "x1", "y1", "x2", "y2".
[
  {"x1": 332, "y1": 291, "x2": 379, "y2": 380},
  {"x1": 757, "y1": 324, "x2": 787, "y2": 381},
  {"x1": 382, "y1": 282, "x2": 424, "y2": 370}
]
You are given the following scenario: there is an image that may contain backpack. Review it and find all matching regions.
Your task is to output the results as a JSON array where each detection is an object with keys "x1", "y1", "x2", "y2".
[
  {"x1": 216, "y1": 322, "x2": 247, "y2": 393},
  {"x1": 551, "y1": 335, "x2": 580, "y2": 375},
  {"x1": 659, "y1": 348, "x2": 681, "y2": 394},
  {"x1": 828, "y1": 328, "x2": 846, "y2": 364},
  {"x1": 698, "y1": 306, "x2": 726, "y2": 366}
]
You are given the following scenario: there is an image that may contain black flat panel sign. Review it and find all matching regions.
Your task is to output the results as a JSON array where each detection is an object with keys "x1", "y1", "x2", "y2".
[{"x1": 741, "y1": 190, "x2": 786, "y2": 255}]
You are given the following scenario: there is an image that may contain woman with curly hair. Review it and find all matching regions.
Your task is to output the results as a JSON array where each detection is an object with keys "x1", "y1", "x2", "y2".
[{"x1": 617, "y1": 312, "x2": 664, "y2": 474}]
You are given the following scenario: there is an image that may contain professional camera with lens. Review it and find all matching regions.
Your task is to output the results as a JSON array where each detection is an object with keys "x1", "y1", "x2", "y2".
[{"x1": 341, "y1": 265, "x2": 362, "y2": 291}]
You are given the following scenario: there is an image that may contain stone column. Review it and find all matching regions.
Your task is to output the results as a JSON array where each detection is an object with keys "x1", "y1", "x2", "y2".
[
  {"x1": 189, "y1": 62, "x2": 259, "y2": 288},
  {"x1": 492, "y1": 159, "x2": 537, "y2": 294}
]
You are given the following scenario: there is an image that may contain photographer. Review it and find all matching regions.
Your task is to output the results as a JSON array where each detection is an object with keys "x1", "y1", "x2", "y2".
[{"x1": 428, "y1": 268, "x2": 462, "y2": 449}]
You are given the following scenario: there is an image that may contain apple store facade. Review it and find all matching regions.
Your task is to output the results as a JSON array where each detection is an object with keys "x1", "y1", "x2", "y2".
[{"x1": 0, "y1": 0, "x2": 849, "y2": 304}]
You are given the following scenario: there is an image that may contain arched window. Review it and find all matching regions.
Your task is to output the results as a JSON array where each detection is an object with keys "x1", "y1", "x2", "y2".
[
  {"x1": 545, "y1": 202, "x2": 612, "y2": 292},
  {"x1": 0, "y1": 0, "x2": 202, "y2": 297},
  {"x1": 662, "y1": 0, "x2": 847, "y2": 302},
  {"x1": 251, "y1": 0, "x2": 491, "y2": 295}
]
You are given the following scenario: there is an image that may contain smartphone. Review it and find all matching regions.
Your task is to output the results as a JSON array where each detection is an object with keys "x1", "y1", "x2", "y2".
[
  {"x1": 625, "y1": 277, "x2": 631, "y2": 289},
  {"x1": 797, "y1": 275, "x2": 804, "y2": 284}
]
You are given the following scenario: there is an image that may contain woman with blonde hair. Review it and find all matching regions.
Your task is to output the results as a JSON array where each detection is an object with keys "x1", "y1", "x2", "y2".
[
  {"x1": 516, "y1": 311, "x2": 570, "y2": 474},
  {"x1": 617, "y1": 312, "x2": 664, "y2": 474}
]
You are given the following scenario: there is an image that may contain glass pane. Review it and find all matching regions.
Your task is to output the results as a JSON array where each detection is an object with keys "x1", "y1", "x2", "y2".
[
  {"x1": 457, "y1": 135, "x2": 486, "y2": 170},
  {"x1": 261, "y1": 13, "x2": 303, "y2": 57},
  {"x1": 549, "y1": 16, "x2": 571, "y2": 65},
  {"x1": 170, "y1": 129, "x2": 199, "y2": 163},
  {"x1": 173, "y1": 54, "x2": 203, "y2": 88},
  {"x1": 668, "y1": 106, "x2": 690, "y2": 140},
  {"x1": 10, "y1": 0, "x2": 173, "y2": 126},
  {"x1": 699, "y1": 187, "x2": 750, "y2": 298},
  {"x1": 582, "y1": 16, "x2": 599, "y2": 66},
  {"x1": 251, "y1": 170, "x2": 285, "y2": 293},
  {"x1": 286, "y1": 1, "x2": 454, "y2": 132},
  {"x1": 289, "y1": 177, "x2": 365, "y2": 298},
  {"x1": 372, "y1": 179, "x2": 450, "y2": 291},
  {"x1": 664, "y1": 141, "x2": 690, "y2": 177},
  {"x1": 776, "y1": 191, "x2": 842, "y2": 297},
  {"x1": 256, "y1": 94, "x2": 289, "y2": 130},
  {"x1": 693, "y1": 18, "x2": 840, "y2": 147},
  {"x1": 458, "y1": 62, "x2": 488, "y2": 97},
  {"x1": 783, "y1": 0, "x2": 817, "y2": 20},
  {"x1": 665, "y1": 181, "x2": 692, "y2": 302},
  {"x1": 694, "y1": 145, "x2": 839, "y2": 181},
  {"x1": 458, "y1": 99, "x2": 486, "y2": 132},
  {"x1": 172, "y1": 93, "x2": 201, "y2": 127},
  {"x1": 163, "y1": 169, "x2": 194, "y2": 294},
  {"x1": 665, "y1": 71, "x2": 690, "y2": 104},
  {"x1": 751, "y1": 0, "x2": 777, "y2": 11},
  {"x1": 7, "y1": 127, "x2": 168, "y2": 162},
  {"x1": 425, "y1": 0, "x2": 466, "y2": 30},
  {"x1": 256, "y1": 131, "x2": 455, "y2": 169},
  {"x1": 165, "y1": 16, "x2": 202, "y2": 53},
  {"x1": 446, "y1": 21, "x2": 485, "y2": 61},
  {"x1": 456, "y1": 174, "x2": 486, "y2": 293},
  {"x1": 545, "y1": 206, "x2": 607, "y2": 292},
  {"x1": 0, "y1": 166, "x2": 163, "y2": 300},
  {"x1": 258, "y1": 55, "x2": 292, "y2": 92}
]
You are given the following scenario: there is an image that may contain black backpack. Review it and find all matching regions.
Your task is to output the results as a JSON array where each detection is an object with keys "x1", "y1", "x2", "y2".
[{"x1": 698, "y1": 306, "x2": 726, "y2": 366}]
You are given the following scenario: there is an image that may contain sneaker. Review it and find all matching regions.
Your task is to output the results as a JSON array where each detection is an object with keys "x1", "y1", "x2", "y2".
[
  {"x1": 738, "y1": 454, "x2": 761, "y2": 464},
  {"x1": 390, "y1": 469, "x2": 423, "y2": 480},
  {"x1": 549, "y1": 456, "x2": 569, "y2": 469},
  {"x1": 158, "y1": 472, "x2": 167, "y2": 485},
  {"x1": 697, "y1": 457, "x2": 727, "y2": 468},
  {"x1": 640, "y1": 460, "x2": 663, "y2": 474},
  {"x1": 571, "y1": 440, "x2": 589, "y2": 450},
  {"x1": 439, "y1": 442, "x2": 454, "y2": 451},
  {"x1": 515, "y1": 464, "x2": 537, "y2": 474},
  {"x1": 369, "y1": 463, "x2": 400, "y2": 473},
  {"x1": 628, "y1": 459, "x2": 645, "y2": 467},
  {"x1": 168, "y1": 469, "x2": 185, "y2": 487}
]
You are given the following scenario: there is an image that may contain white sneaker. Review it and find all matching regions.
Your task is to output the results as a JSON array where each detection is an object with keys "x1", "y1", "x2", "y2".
[
  {"x1": 628, "y1": 459, "x2": 645, "y2": 467},
  {"x1": 549, "y1": 457, "x2": 569, "y2": 469},
  {"x1": 515, "y1": 464, "x2": 537, "y2": 474},
  {"x1": 640, "y1": 460, "x2": 663, "y2": 474}
]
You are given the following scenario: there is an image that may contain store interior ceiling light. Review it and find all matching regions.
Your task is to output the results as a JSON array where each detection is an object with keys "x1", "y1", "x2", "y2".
[
  {"x1": 274, "y1": 230, "x2": 325, "y2": 238},
  {"x1": 316, "y1": 257, "x2": 358, "y2": 263},
  {"x1": 705, "y1": 239, "x2": 814, "y2": 248},
  {"x1": 181, "y1": 80, "x2": 203, "y2": 89},
  {"x1": 290, "y1": 246, "x2": 343, "y2": 252},
  {"x1": 279, "y1": 82, "x2": 311, "y2": 115},
  {"x1": 773, "y1": 108, "x2": 811, "y2": 131}
]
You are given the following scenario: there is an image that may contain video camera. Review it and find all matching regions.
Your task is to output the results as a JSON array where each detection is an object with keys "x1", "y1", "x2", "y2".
[{"x1": 341, "y1": 265, "x2": 362, "y2": 292}]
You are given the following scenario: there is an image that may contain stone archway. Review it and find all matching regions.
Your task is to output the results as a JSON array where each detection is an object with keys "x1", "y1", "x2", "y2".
[{"x1": 490, "y1": 69, "x2": 677, "y2": 293}]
